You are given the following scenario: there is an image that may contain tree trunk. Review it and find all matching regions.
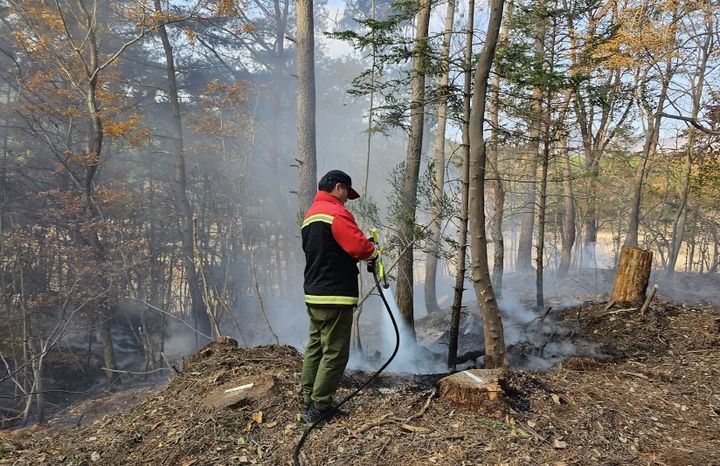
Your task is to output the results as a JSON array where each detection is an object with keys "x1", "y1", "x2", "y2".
[
  {"x1": 515, "y1": 8, "x2": 547, "y2": 272},
  {"x1": 611, "y1": 246, "x2": 653, "y2": 305},
  {"x1": 535, "y1": 119, "x2": 550, "y2": 311},
  {"x1": 395, "y1": 0, "x2": 432, "y2": 336},
  {"x1": 295, "y1": 0, "x2": 317, "y2": 214},
  {"x1": 558, "y1": 135, "x2": 575, "y2": 276},
  {"x1": 155, "y1": 0, "x2": 212, "y2": 343},
  {"x1": 488, "y1": 0, "x2": 513, "y2": 296},
  {"x1": 30, "y1": 340, "x2": 44, "y2": 424},
  {"x1": 448, "y1": 0, "x2": 474, "y2": 369},
  {"x1": 624, "y1": 28, "x2": 677, "y2": 248},
  {"x1": 425, "y1": 0, "x2": 455, "y2": 315},
  {"x1": 469, "y1": 0, "x2": 508, "y2": 369},
  {"x1": 82, "y1": 5, "x2": 117, "y2": 380},
  {"x1": 667, "y1": 12, "x2": 712, "y2": 275}
]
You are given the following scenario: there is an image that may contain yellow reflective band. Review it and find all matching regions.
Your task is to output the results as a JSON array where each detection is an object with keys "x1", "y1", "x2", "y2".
[
  {"x1": 302, "y1": 214, "x2": 334, "y2": 228},
  {"x1": 368, "y1": 248, "x2": 379, "y2": 260},
  {"x1": 304, "y1": 295, "x2": 358, "y2": 306}
]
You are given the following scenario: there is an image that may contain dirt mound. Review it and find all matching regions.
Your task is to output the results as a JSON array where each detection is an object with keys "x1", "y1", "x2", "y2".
[{"x1": 2, "y1": 301, "x2": 720, "y2": 465}]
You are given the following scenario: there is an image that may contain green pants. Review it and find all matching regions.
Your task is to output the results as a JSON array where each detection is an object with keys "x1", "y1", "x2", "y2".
[{"x1": 300, "y1": 306, "x2": 353, "y2": 411}]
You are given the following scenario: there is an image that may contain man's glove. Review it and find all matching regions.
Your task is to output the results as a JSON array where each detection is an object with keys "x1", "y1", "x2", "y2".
[{"x1": 367, "y1": 258, "x2": 376, "y2": 273}]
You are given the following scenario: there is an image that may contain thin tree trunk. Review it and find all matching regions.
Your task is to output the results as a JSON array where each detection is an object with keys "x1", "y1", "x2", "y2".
[
  {"x1": 469, "y1": 0, "x2": 508, "y2": 369},
  {"x1": 558, "y1": 135, "x2": 575, "y2": 276},
  {"x1": 667, "y1": 11, "x2": 712, "y2": 275},
  {"x1": 30, "y1": 340, "x2": 44, "y2": 424},
  {"x1": 488, "y1": 0, "x2": 513, "y2": 295},
  {"x1": 425, "y1": 0, "x2": 455, "y2": 314},
  {"x1": 515, "y1": 8, "x2": 547, "y2": 272},
  {"x1": 155, "y1": 0, "x2": 212, "y2": 343},
  {"x1": 80, "y1": 2, "x2": 116, "y2": 382},
  {"x1": 295, "y1": 0, "x2": 317, "y2": 214},
  {"x1": 625, "y1": 31, "x2": 677, "y2": 247},
  {"x1": 395, "y1": 0, "x2": 432, "y2": 336},
  {"x1": 448, "y1": 0, "x2": 474, "y2": 369},
  {"x1": 536, "y1": 114, "x2": 550, "y2": 311}
]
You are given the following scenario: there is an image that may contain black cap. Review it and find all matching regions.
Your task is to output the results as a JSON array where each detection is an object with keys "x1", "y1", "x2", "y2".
[{"x1": 319, "y1": 170, "x2": 360, "y2": 200}]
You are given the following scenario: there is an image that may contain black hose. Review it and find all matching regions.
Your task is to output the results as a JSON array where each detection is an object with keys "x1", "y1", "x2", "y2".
[{"x1": 292, "y1": 269, "x2": 400, "y2": 466}]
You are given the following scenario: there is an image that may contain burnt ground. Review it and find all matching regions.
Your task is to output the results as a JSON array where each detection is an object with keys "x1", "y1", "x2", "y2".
[{"x1": 1, "y1": 298, "x2": 719, "y2": 465}]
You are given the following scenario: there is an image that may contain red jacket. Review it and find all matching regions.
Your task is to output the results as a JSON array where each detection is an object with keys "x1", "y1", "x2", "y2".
[{"x1": 301, "y1": 191, "x2": 377, "y2": 308}]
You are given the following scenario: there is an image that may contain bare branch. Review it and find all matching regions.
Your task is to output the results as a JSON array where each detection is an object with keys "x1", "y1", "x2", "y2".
[{"x1": 659, "y1": 112, "x2": 720, "y2": 136}]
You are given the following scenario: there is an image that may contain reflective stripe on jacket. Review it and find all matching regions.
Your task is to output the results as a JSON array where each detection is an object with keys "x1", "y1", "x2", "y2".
[{"x1": 302, "y1": 191, "x2": 377, "y2": 309}]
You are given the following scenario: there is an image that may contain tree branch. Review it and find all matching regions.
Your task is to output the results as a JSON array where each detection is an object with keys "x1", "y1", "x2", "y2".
[{"x1": 659, "y1": 112, "x2": 720, "y2": 136}]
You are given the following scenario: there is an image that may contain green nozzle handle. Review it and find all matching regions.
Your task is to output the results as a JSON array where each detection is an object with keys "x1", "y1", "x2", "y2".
[{"x1": 370, "y1": 228, "x2": 388, "y2": 287}]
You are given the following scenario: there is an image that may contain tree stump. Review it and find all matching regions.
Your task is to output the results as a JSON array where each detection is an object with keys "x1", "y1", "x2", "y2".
[
  {"x1": 438, "y1": 369, "x2": 506, "y2": 416},
  {"x1": 611, "y1": 246, "x2": 653, "y2": 306}
]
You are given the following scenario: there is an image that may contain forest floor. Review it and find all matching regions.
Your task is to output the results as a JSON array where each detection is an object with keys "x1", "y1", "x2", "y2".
[{"x1": 1, "y1": 296, "x2": 719, "y2": 465}]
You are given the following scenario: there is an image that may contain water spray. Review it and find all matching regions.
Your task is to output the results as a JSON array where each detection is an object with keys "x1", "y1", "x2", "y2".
[{"x1": 293, "y1": 229, "x2": 399, "y2": 466}]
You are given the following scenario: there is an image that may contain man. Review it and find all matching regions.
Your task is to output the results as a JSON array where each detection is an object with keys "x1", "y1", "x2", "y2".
[{"x1": 300, "y1": 169, "x2": 377, "y2": 423}]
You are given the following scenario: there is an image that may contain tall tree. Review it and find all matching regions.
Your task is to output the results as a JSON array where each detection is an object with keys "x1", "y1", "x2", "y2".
[
  {"x1": 448, "y1": 0, "x2": 474, "y2": 369},
  {"x1": 515, "y1": 0, "x2": 548, "y2": 272},
  {"x1": 667, "y1": 8, "x2": 714, "y2": 275},
  {"x1": 469, "y1": 0, "x2": 508, "y2": 369},
  {"x1": 395, "y1": 0, "x2": 432, "y2": 335},
  {"x1": 425, "y1": 0, "x2": 456, "y2": 314},
  {"x1": 487, "y1": 0, "x2": 513, "y2": 295},
  {"x1": 154, "y1": 0, "x2": 213, "y2": 342},
  {"x1": 295, "y1": 0, "x2": 317, "y2": 214}
]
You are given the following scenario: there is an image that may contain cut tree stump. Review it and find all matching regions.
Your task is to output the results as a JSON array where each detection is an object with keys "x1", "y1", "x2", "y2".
[
  {"x1": 438, "y1": 369, "x2": 506, "y2": 416},
  {"x1": 202, "y1": 375, "x2": 275, "y2": 411},
  {"x1": 611, "y1": 246, "x2": 653, "y2": 306}
]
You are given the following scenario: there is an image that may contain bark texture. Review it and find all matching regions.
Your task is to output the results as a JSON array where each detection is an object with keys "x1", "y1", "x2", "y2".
[
  {"x1": 448, "y1": 0, "x2": 474, "y2": 369},
  {"x1": 469, "y1": 0, "x2": 508, "y2": 369},
  {"x1": 611, "y1": 246, "x2": 653, "y2": 305},
  {"x1": 395, "y1": 0, "x2": 432, "y2": 336},
  {"x1": 425, "y1": 0, "x2": 455, "y2": 315},
  {"x1": 295, "y1": 0, "x2": 317, "y2": 214}
]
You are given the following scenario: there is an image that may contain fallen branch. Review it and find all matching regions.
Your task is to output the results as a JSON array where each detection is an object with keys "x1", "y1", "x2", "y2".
[
  {"x1": 620, "y1": 370, "x2": 649, "y2": 380},
  {"x1": 405, "y1": 389, "x2": 437, "y2": 422},
  {"x1": 356, "y1": 412, "x2": 396, "y2": 434},
  {"x1": 375, "y1": 438, "x2": 391, "y2": 461},
  {"x1": 400, "y1": 423, "x2": 432, "y2": 434},
  {"x1": 640, "y1": 284, "x2": 658, "y2": 315},
  {"x1": 517, "y1": 421, "x2": 548, "y2": 444},
  {"x1": 603, "y1": 300, "x2": 618, "y2": 312},
  {"x1": 602, "y1": 307, "x2": 638, "y2": 316},
  {"x1": 101, "y1": 367, "x2": 170, "y2": 375}
]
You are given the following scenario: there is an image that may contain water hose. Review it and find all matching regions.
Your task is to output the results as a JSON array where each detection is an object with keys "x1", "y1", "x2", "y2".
[{"x1": 292, "y1": 264, "x2": 400, "y2": 466}]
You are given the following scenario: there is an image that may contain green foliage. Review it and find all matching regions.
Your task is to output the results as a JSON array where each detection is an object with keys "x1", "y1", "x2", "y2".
[{"x1": 326, "y1": 0, "x2": 442, "y2": 135}]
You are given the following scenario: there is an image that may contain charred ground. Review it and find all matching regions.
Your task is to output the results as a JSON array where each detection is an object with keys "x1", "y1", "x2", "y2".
[{"x1": 1, "y1": 298, "x2": 719, "y2": 465}]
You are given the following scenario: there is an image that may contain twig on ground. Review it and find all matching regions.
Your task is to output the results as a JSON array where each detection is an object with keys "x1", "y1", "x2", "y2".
[
  {"x1": 375, "y1": 437, "x2": 391, "y2": 460},
  {"x1": 101, "y1": 367, "x2": 170, "y2": 375},
  {"x1": 406, "y1": 389, "x2": 437, "y2": 422},
  {"x1": 602, "y1": 307, "x2": 638, "y2": 316},
  {"x1": 619, "y1": 370, "x2": 649, "y2": 380},
  {"x1": 357, "y1": 412, "x2": 396, "y2": 434},
  {"x1": 603, "y1": 300, "x2": 618, "y2": 311},
  {"x1": 517, "y1": 421, "x2": 548, "y2": 443}
]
